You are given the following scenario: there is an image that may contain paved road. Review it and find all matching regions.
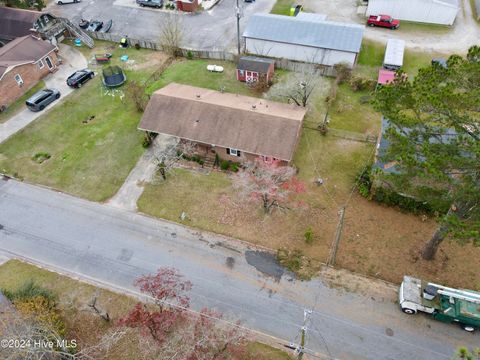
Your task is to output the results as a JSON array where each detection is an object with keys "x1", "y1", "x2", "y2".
[
  {"x1": 0, "y1": 45, "x2": 87, "y2": 144},
  {"x1": 48, "y1": 0, "x2": 275, "y2": 51},
  {"x1": 0, "y1": 178, "x2": 478, "y2": 359}
]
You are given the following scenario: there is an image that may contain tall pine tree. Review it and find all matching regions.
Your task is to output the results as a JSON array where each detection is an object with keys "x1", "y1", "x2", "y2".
[{"x1": 373, "y1": 46, "x2": 480, "y2": 260}]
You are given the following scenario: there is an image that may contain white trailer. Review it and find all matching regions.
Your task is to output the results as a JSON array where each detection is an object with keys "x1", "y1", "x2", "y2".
[{"x1": 383, "y1": 39, "x2": 405, "y2": 70}]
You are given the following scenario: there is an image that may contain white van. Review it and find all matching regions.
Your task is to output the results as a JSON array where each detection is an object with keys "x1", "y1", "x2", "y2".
[{"x1": 56, "y1": 0, "x2": 81, "y2": 4}]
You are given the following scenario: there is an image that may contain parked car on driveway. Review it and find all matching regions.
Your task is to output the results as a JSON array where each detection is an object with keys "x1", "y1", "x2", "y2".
[
  {"x1": 26, "y1": 89, "x2": 61, "y2": 112},
  {"x1": 67, "y1": 69, "x2": 95, "y2": 88},
  {"x1": 367, "y1": 15, "x2": 400, "y2": 29},
  {"x1": 87, "y1": 21, "x2": 103, "y2": 32},
  {"x1": 55, "y1": 0, "x2": 80, "y2": 4},
  {"x1": 136, "y1": 0, "x2": 163, "y2": 8}
]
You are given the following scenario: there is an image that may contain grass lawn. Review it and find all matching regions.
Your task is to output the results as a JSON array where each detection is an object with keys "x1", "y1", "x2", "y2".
[
  {"x1": 0, "y1": 75, "x2": 145, "y2": 201},
  {"x1": 327, "y1": 85, "x2": 380, "y2": 135},
  {"x1": 0, "y1": 260, "x2": 292, "y2": 359},
  {"x1": 146, "y1": 58, "x2": 286, "y2": 97},
  {"x1": 0, "y1": 81, "x2": 45, "y2": 124},
  {"x1": 138, "y1": 133, "x2": 375, "y2": 267},
  {"x1": 356, "y1": 39, "x2": 450, "y2": 79},
  {"x1": 270, "y1": 0, "x2": 294, "y2": 15},
  {"x1": 0, "y1": 43, "x2": 169, "y2": 202}
]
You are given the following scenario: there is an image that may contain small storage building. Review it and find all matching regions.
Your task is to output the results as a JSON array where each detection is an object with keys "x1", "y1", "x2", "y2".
[
  {"x1": 383, "y1": 39, "x2": 405, "y2": 70},
  {"x1": 366, "y1": 0, "x2": 460, "y2": 25},
  {"x1": 236, "y1": 56, "x2": 275, "y2": 83},
  {"x1": 243, "y1": 14, "x2": 364, "y2": 67}
]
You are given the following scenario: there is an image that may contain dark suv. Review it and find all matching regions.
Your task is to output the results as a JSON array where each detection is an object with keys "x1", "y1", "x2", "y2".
[
  {"x1": 67, "y1": 69, "x2": 95, "y2": 88},
  {"x1": 136, "y1": 0, "x2": 163, "y2": 8},
  {"x1": 25, "y1": 89, "x2": 61, "y2": 112}
]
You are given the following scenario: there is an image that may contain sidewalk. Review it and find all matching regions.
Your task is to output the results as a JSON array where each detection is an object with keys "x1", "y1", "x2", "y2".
[
  {"x1": 0, "y1": 44, "x2": 87, "y2": 144},
  {"x1": 107, "y1": 134, "x2": 179, "y2": 211}
]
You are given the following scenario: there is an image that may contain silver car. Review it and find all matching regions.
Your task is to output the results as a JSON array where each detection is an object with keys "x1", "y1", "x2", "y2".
[{"x1": 25, "y1": 89, "x2": 61, "y2": 112}]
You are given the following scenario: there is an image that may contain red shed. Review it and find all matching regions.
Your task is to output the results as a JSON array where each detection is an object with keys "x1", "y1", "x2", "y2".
[{"x1": 236, "y1": 56, "x2": 275, "y2": 84}]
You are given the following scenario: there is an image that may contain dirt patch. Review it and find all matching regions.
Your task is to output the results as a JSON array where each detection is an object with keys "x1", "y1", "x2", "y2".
[
  {"x1": 319, "y1": 264, "x2": 397, "y2": 301},
  {"x1": 336, "y1": 194, "x2": 480, "y2": 289},
  {"x1": 130, "y1": 51, "x2": 170, "y2": 71}
]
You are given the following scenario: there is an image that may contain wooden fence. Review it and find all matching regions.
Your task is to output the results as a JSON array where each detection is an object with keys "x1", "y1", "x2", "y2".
[{"x1": 87, "y1": 31, "x2": 336, "y2": 75}]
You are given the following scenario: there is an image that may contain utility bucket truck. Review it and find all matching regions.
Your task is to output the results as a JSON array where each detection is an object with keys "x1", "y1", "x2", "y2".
[{"x1": 399, "y1": 276, "x2": 480, "y2": 332}]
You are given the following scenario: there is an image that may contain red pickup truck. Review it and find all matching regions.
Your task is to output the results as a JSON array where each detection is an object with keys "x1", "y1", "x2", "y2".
[{"x1": 367, "y1": 15, "x2": 400, "y2": 29}]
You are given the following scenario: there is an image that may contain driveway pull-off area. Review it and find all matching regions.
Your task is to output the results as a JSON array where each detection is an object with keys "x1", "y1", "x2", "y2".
[
  {"x1": 108, "y1": 134, "x2": 178, "y2": 211},
  {"x1": 0, "y1": 44, "x2": 87, "y2": 144}
]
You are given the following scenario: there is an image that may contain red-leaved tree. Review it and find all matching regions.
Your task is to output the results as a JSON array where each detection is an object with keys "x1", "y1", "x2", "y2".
[
  {"x1": 233, "y1": 158, "x2": 305, "y2": 214},
  {"x1": 118, "y1": 267, "x2": 192, "y2": 344}
]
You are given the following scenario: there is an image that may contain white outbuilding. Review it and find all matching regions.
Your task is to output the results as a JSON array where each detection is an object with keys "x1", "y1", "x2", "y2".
[
  {"x1": 243, "y1": 14, "x2": 364, "y2": 67},
  {"x1": 366, "y1": 0, "x2": 460, "y2": 26}
]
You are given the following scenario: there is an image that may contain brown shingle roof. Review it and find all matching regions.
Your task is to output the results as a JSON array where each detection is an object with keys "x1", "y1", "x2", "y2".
[
  {"x1": 0, "y1": 7, "x2": 42, "y2": 41},
  {"x1": 139, "y1": 83, "x2": 306, "y2": 161},
  {"x1": 0, "y1": 35, "x2": 56, "y2": 79}
]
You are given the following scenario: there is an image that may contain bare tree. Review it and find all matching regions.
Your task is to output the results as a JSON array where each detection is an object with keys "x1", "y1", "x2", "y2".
[
  {"x1": 87, "y1": 291, "x2": 110, "y2": 322},
  {"x1": 232, "y1": 158, "x2": 305, "y2": 214},
  {"x1": 153, "y1": 140, "x2": 196, "y2": 181},
  {"x1": 159, "y1": 12, "x2": 184, "y2": 57},
  {"x1": 267, "y1": 69, "x2": 322, "y2": 107}
]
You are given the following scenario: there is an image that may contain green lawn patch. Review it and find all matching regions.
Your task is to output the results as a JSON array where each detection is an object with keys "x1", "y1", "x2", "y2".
[
  {"x1": 0, "y1": 80, "x2": 45, "y2": 124},
  {"x1": 328, "y1": 84, "x2": 380, "y2": 135},
  {"x1": 270, "y1": 0, "x2": 294, "y2": 15},
  {"x1": 146, "y1": 59, "x2": 282, "y2": 97},
  {"x1": 0, "y1": 75, "x2": 145, "y2": 202}
]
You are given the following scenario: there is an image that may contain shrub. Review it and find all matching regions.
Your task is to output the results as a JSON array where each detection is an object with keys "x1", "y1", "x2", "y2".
[
  {"x1": 214, "y1": 153, "x2": 220, "y2": 167},
  {"x1": 304, "y1": 227, "x2": 314, "y2": 244},
  {"x1": 230, "y1": 162, "x2": 239, "y2": 172},
  {"x1": 220, "y1": 160, "x2": 230, "y2": 171},
  {"x1": 356, "y1": 166, "x2": 372, "y2": 199},
  {"x1": 333, "y1": 62, "x2": 352, "y2": 84},
  {"x1": 134, "y1": 43, "x2": 141, "y2": 50},
  {"x1": 31, "y1": 152, "x2": 51, "y2": 164},
  {"x1": 186, "y1": 50, "x2": 194, "y2": 60},
  {"x1": 2, "y1": 280, "x2": 55, "y2": 303},
  {"x1": 350, "y1": 76, "x2": 376, "y2": 92},
  {"x1": 15, "y1": 296, "x2": 66, "y2": 337}
]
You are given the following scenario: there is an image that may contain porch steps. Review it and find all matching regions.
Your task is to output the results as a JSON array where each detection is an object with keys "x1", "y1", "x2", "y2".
[
  {"x1": 59, "y1": 17, "x2": 95, "y2": 48},
  {"x1": 203, "y1": 154, "x2": 216, "y2": 168}
]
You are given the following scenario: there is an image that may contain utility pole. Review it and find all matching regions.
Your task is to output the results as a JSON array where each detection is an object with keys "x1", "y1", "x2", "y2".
[
  {"x1": 235, "y1": 0, "x2": 241, "y2": 55},
  {"x1": 294, "y1": 309, "x2": 312, "y2": 360}
]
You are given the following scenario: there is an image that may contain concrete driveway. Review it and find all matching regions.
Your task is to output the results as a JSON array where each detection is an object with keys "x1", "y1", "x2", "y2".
[
  {"x1": 47, "y1": 0, "x2": 276, "y2": 51},
  {"x1": 0, "y1": 44, "x2": 87, "y2": 144},
  {"x1": 0, "y1": 178, "x2": 478, "y2": 359}
]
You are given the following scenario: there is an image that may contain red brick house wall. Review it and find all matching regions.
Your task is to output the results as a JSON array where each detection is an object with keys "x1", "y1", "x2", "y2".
[
  {"x1": 176, "y1": 0, "x2": 198, "y2": 12},
  {"x1": 0, "y1": 50, "x2": 58, "y2": 109}
]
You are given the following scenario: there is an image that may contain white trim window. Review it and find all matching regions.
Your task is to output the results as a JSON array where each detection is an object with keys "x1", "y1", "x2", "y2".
[
  {"x1": 37, "y1": 59, "x2": 45, "y2": 69},
  {"x1": 227, "y1": 148, "x2": 240, "y2": 157},
  {"x1": 14, "y1": 74, "x2": 24, "y2": 86},
  {"x1": 45, "y1": 56, "x2": 54, "y2": 69}
]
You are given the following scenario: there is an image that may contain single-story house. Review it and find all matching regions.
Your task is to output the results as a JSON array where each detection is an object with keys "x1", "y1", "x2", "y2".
[
  {"x1": 0, "y1": 7, "x2": 66, "y2": 47},
  {"x1": 366, "y1": 0, "x2": 460, "y2": 25},
  {"x1": 0, "y1": 35, "x2": 59, "y2": 110},
  {"x1": 138, "y1": 83, "x2": 307, "y2": 165},
  {"x1": 243, "y1": 13, "x2": 364, "y2": 67},
  {"x1": 236, "y1": 56, "x2": 275, "y2": 83}
]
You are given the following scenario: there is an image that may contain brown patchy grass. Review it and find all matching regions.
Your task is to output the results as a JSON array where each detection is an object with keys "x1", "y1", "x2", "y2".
[
  {"x1": 337, "y1": 195, "x2": 480, "y2": 290},
  {"x1": 138, "y1": 132, "x2": 375, "y2": 266},
  {"x1": 0, "y1": 260, "x2": 292, "y2": 359}
]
